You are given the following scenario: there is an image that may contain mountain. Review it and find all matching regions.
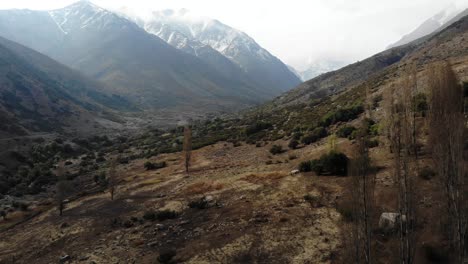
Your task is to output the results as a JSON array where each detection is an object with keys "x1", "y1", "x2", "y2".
[
  {"x1": 387, "y1": 5, "x2": 467, "y2": 49},
  {"x1": 300, "y1": 59, "x2": 349, "y2": 81},
  {"x1": 129, "y1": 9, "x2": 301, "y2": 94},
  {"x1": 269, "y1": 12, "x2": 468, "y2": 109},
  {"x1": 287, "y1": 65, "x2": 302, "y2": 80},
  {"x1": 0, "y1": 36, "x2": 133, "y2": 138},
  {"x1": 0, "y1": 1, "x2": 285, "y2": 114}
]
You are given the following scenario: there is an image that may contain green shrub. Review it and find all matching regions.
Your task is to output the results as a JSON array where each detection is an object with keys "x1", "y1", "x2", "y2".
[
  {"x1": 269, "y1": 145, "x2": 284, "y2": 155},
  {"x1": 245, "y1": 122, "x2": 272, "y2": 135},
  {"x1": 366, "y1": 139, "x2": 379, "y2": 148},
  {"x1": 301, "y1": 127, "x2": 327, "y2": 145},
  {"x1": 413, "y1": 93, "x2": 428, "y2": 113},
  {"x1": 336, "y1": 125, "x2": 357, "y2": 139},
  {"x1": 144, "y1": 161, "x2": 167, "y2": 171},
  {"x1": 320, "y1": 103, "x2": 364, "y2": 126},
  {"x1": 156, "y1": 210, "x2": 179, "y2": 221},
  {"x1": 288, "y1": 139, "x2": 299, "y2": 149},
  {"x1": 298, "y1": 161, "x2": 312, "y2": 172},
  {"x1": 143, "y1": 210, "x2": 156, "y2": 221},
  {"x1": 310, "y1": 151, "x2": 349, "y2": 176},
  {"x1": 188, "y1": 198, "x2": 209, "y2": 209}
]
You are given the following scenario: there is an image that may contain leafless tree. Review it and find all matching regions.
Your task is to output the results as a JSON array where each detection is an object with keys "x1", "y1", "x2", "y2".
[
  {"x1": 349, "y1": 86, "x2": 376, "y2": 264},
  {"x1": 108, "y1": 157, "x2": 118, "y2": 201},
  {"x1": 428, "y1": 62, "x2": 466, "y2": 263},
  {"x1": 183, "y1": 125, "x2": 192, "y2": 173},
  {"x1": 55, "y1": 161, "x2": 70, "y2": 216}
]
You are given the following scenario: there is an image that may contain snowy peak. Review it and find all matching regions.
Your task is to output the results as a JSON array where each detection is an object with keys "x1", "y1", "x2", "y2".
[
  {"x1": 49, "y1": 0, "x2": 137, "y2": 34},
  {"x1": 300, "y1": 59, "x2": 349, "y2": 81},
  {"x1": 142, "y1": 8, "x2": 275, "y2": 64}
]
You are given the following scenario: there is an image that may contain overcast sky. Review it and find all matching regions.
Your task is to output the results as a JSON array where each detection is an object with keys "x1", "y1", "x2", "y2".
[{"x1": 0, "y1": 0, "x2": 467, "y2": 70}]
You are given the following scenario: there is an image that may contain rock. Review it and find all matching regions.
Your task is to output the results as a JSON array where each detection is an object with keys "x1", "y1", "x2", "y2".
[
  {"x1": 60, "y1": 222, "x2": 69, "y2": 229},
  {"x1": 290, "y1": 169, "x2": 300, "y2": 175},
  {"x1": 59, "y1": 255, "x2": 70, "y2": 263},
  {"x1": 204, "y1": 195, "x2": 214, "y2": 202},
  {"x1": 78, "y1": 255, "x2": 89, "y2": 261},
  {"x1": 379, "y1": 212, "x2": 406, "y2": 232}
]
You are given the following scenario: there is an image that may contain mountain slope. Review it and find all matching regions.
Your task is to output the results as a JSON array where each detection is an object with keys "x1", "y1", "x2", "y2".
[
  {"x1": 137, "y1": 9, "x2": 301, "y2": 94},
  {"x1": 388, "y1": 5, "x2": 467, "y2": 49},
  {"x1": 0, "y1": 1, "x2": 277, "y2": 113},
  {"x1": 270, "y1": 13, "x2": 468, "y2": 109},
  {"x1": 0, "y1": 36, "x2": 133, "y2": 138}
]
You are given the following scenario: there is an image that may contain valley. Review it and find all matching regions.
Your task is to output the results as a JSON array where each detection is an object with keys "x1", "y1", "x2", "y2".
[{"x1": 0, "y1": 1, "x2": 467, "y2": 264}]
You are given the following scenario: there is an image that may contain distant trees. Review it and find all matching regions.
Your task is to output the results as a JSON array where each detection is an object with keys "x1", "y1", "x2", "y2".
[
  {"x1": 428, "y1": 63, "x2": 466, "y2": 263},
  {"x1": 183, "y1": 125, "x2": 192, "y2": 173}
]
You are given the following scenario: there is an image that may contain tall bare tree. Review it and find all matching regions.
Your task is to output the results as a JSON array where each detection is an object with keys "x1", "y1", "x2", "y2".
[
  {"x1": 183, "y1": 125, "x2": 192, "y2": 173},
  {"x1": 108, "y1": 157, "x2": 118, "y2": 201},
  {"x1": 349, "y1": 85, "x2": 376, "y2": 264},
  {"x1": 55, "y1": 161, "x2": 70, "y2": 216},
  {"x1": 428, "y1": 62, "x2": 466, "y2": 263}
]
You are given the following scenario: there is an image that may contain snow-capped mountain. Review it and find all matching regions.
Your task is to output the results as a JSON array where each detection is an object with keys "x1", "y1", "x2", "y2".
[
  {"x1": 123, "y1": 8, "x2": 300, "y2": 93},
  {"x1": 388, "y1": 4, "x2": 468, "y2": 49},
  {"x1": 300, "y1": 60, "x2": 349, "y2": 81},
  {"x1": 0, "y1": 0, "x2": 286, "y2": 112}
]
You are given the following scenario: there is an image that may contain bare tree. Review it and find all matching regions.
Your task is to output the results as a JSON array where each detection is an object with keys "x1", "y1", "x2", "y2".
[
  {"x1": 55, "y1": 161, "x2": 70, "y2": 216},
  {"x1": 349, "y1": 121, "x2": 375, "y2": 264},
  {"x1": 183, "y1": 125, "x2": 192, "y2": 173},
  {"x1": 428, "y1": 62, "x2": 466, "y2": 263},
  {"x1": 349, "y1": 85, "x2": 376, "y2": 264},
  {"x1": 108, "y1": 157, "x2": 118, "y2": 201}
]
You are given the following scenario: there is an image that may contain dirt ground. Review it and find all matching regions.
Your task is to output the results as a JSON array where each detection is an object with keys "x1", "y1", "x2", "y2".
[{"x1": 0, "y1": 139, "x2": 351, "y2": 264}]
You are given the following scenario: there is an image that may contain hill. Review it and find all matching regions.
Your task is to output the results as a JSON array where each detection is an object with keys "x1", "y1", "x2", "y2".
[{"x1": 0, "y1": 36, "x2": 133, "y2": 138}]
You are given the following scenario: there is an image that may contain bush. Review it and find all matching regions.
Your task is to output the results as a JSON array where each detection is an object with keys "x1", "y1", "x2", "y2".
[
  {"x1": 269, "y1": 145, "x2": 284, "y2": 155},
  {"x1": 158, "y1": 249, "x2": 177, "y2": 264},
  {"x1": 288, "y1": 139, "x2": 299, "y2": 149},
  {"x1": 245, "y1": 122, "x2": 272, "y2": 135},
  {"x1": 298, "y1": 161, "x2": 312, "y2": 172},
  {"x1": 321, "y1": 103, "x2": 364, "y2": 126},
  {"x1": 301, "y1": 127, "x2": 327, "y2": 145},
  {"x1": 413, "y1": 93, "x2": 428, "y2": 113},
  {"x1": 336, "y1": 125, "x2": 356, "y2": 139},
  {"x1": 366, "y1": 139, "x2": 379, "y2": 148},
  {"x1": 156, "y1": 210, "x2": 179, "y2": 221},
  {"x1": 310, "y1": 151, "x2": 349, "y2": 176},
  {"x1": 419, "y1": 167, "x2": 436, "y2": 180},
  {"x1": 144, "y1": 161, "x2": 167, "y2": 171},
  {"x1": 143, "y1": 210, "x2": 157, "y2": 221},
  {"x1": 188, "y1": 198, "x2": 209, "y2": 209}
]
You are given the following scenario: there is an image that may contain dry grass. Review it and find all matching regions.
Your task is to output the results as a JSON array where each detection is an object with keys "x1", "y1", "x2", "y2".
[
  {"x1": 241, "y1": 172, "x2": 287, "y2": 184},
  {"x1": 184, "y1": 181, "x2": 224, "y2": 195}
]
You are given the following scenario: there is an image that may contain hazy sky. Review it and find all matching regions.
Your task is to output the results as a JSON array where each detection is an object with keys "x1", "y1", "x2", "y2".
[{"x1": 0, "y1": 0, "x2": 467, "y2": 70}]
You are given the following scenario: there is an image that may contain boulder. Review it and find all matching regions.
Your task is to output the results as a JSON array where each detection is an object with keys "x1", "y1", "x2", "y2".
[
  {"x1": 379, "y1": 212, "x2": 406, "y2": 232},
  {"x1": 59, "y1": 255, "x2": 70, "y2": 263}
]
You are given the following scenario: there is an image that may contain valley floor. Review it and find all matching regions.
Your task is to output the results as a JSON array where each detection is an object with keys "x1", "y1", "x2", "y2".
[{"x1": 0, "y1": 139, "x2": 353, "y2": 264}]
